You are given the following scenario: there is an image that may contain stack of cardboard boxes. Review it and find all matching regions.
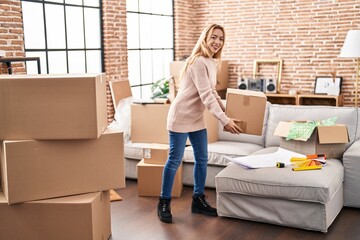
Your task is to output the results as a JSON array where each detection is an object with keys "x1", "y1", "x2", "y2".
[
  {"x1": 131, "y1": 103, "x2": 184, "y2": 197},
  {"x1": 0, "y1": 74, "x2": 125, "y2": 240}
]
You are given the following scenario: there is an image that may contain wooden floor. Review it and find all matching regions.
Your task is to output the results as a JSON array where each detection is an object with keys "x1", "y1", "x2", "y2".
[{"x1": 110, "y1": 180, "x2": 360, "y2": 240}]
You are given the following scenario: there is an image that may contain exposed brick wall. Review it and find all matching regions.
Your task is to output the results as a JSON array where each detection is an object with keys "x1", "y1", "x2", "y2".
[
  {"x1": 3, "y1": 0, "x2": 359, "y2": 109},
  {"x1": 174, "y1": 0, "x2": 360, "y2": 106},
  {"x1": 102, "y1": 0, "x2": 128, "y2": 123},
  {"x1": 0, "y1": 0, "x2": 26, "y2": 74},
  {"x1": 174, "y1": 0, "x2": 197, "y2": 60}
]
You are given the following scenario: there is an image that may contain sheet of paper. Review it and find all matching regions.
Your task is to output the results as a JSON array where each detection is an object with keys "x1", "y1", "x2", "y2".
[{"x1": 225, "y1": 148, "x2": 306, "y2": 169}]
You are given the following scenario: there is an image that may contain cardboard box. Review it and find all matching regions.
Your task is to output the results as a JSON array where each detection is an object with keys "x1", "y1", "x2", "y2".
[
  {"x1": 109, "y1": 80, "x2": 132, "y2": 110},
  {"x1": 170, "y1": 60, "x2": 229, "y2": 91},
  {"x1": 143, "y1": 144, "x2": 170, "y2": 165},
  {"x1": 131, "y1": 103, "x2": 170, "y2": 144},
  {"x1": 0, "y1": 73, "x2": 107, "y2": 140},
  {"x1": 0, "y1": 129, "x2": 125, "y2": 204},
  {"x1": 131, "y1": 104, "x2": 218, "y2": 144},
  {"x1": 0, "y1": 191, "x2": 111, "y2": 240},
  {"x1": 274, "y1": 121, "x2": 349, "y2": 158},
  {"x1": 225, "y1": 89, "x2": 267, "y2": 135},
  {"x1": 137, "y1": 159, "x2": 183, "y2": 197}
]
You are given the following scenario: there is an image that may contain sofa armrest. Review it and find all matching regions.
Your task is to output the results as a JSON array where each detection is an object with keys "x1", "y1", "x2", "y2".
[{"x1": 342, "y1": 139, "x2": 360, "y2": 207}]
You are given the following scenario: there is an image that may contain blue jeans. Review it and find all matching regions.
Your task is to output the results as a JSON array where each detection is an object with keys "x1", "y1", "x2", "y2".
[{"x1": 160, "y1": 129, "x2": 208, "y2": 199}]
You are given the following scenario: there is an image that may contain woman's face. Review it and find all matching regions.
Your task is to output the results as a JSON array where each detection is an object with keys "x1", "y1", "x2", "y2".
[{"x1": 207, "y1": 28, "x2": 224, "y2": 55}]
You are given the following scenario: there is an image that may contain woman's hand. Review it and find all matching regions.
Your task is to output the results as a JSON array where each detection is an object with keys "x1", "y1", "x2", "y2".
[{"x1": 224, "y1": 118, "x2": 242, "y2": 134}]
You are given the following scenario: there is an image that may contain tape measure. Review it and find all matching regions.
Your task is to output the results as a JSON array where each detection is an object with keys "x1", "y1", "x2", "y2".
[{"x1": 276, "y1": 162, "x2": 285, "y2": 168}]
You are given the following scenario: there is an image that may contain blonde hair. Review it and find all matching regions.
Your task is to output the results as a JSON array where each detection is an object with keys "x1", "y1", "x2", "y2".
[{"x1": 179, "y1": 24, "x2": 225, "y2": 83}]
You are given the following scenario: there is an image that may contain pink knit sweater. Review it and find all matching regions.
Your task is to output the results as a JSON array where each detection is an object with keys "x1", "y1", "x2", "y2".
[{"x1": 167, "y1": 56, "x2": 230, "y2": 133}]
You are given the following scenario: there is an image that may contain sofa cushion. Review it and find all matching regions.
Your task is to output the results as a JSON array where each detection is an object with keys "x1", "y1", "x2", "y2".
[
  {"x1": 218, "y1": 102, "x2": 271, "y2": 147},
  {"x1": 265, "y1": 105, "x2": 358, "y2": 148},
  {"x1": 184, "y1": 141, "x2": 264, "y2": 166},
  {"x1": 342, "y1": 140, "x2": 360, "y2": 207},
  {"x1": 124, "y1": 142, "x2": 148, "y2": 160},
  {"x1": 215, "y1": 159, "x2": 343, "y2": 203}
]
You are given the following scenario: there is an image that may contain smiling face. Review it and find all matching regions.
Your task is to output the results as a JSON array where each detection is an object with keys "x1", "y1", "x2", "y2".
[{"x1": 206, "y1": 28, "x2": 224, "y2": 56}]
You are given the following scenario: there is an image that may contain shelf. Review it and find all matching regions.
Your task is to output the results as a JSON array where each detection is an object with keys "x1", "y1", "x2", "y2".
[
  {"x1": 0, "y1": 57, "x2": 41, "y2": 74},
  {"x1": 265, "y1": 94, "x2": 343, "y2": 106},
  {"x1": 298, "y1": 94, "x2": 344, "y2": 106},
  {"x1": 265, "y1": 93, "x2": 298, "y2": 105}
]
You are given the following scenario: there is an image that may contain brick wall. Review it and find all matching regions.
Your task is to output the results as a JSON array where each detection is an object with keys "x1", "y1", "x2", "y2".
[
  {"x1": 2, "y1": 0, "x2": 359, "y2": 110},
  {"x1": 102, "y1": 0, "x2": 128, "y2": 122},
  {"x1": 0, "y1": 0, "x2": 26, "y2": 74},
  {"x1": 174, "y1": 0, "x2": 360, "y2": 106}
]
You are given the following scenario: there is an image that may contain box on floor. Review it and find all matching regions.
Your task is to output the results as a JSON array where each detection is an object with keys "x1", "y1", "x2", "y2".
[
  {"x1": 0, "y1": 73, "x2": 107, "y2": 140},
  {"x1": 143, "y1": 143, "x2": 170, "y2": 165},
  {"x1": 225, "y1": 89, "x2": 267, "y2": 136},
  {"x1": 0, "y1": 129, "x2": 125, "y2": 204},
  {"x1": 0, "y1": 191, "x2": 111, "y2": 240},
  {"x1": 274, "y1": 121, "x2": 349, "y2": 158},
  {"x1": 137, "y1": 159, "x2": 183, "y2": 197}
]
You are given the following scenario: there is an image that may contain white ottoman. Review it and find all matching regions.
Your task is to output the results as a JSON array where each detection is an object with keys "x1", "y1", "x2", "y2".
[{"x1": 215, "y1": 160, "x2": 344, "y2": 232}]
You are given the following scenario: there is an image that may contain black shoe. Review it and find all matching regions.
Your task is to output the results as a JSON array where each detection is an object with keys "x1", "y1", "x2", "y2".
[
  {"x1": 157, "y1": 198, "x2": 172, "y2": 223},
  {"x1": 192, "y1": 194, "x2": 218, "y2": 217}
]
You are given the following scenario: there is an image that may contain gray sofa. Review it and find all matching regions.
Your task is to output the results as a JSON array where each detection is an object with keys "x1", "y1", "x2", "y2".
[{"x1": 124, "y1": 103, "x2": 359, "y2": 232}]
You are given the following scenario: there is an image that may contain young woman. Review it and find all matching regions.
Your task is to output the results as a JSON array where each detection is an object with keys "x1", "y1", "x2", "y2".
[{"x1": 157, "y1": 24, "x2": 242, "y2": 223}]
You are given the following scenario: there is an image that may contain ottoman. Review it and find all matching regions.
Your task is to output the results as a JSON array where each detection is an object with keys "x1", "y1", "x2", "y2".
[{"x1": 215, "y1": 159, "x2": 344, "y2": 232}]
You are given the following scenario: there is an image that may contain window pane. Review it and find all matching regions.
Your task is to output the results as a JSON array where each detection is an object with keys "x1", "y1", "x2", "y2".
[
  {"x1": 83, "y1": 0, "x2": 100, "y2": 7},
  {"x1": 25, "y1": 51, "x2": 46, "y2": 74},
  {"x1": 139, "y1": 0, "x2": 151, "y2": 13},
  {"x1": 46, "y1": 0, "x2": 63, "y2": 3},
  {"x1": 86, "y1": 50, "x2": 102, "y2": 73},
  {"x1": 127, "y1": 13, "x2": 139, "y2": 49},
  {"x1": 66, "y1": 6, "x2": 85, "y2": 49},
  {"x1": 162, "y1": 16, "x2": 174, "y2": 49},
  {"x1": 139, "y1": 14, "x2": 152, "y2": 49},
  {"x1": 164, "y1": 49, "x2": 174, "y2": 77},
  {"x1": 142, "y1": 85, "x2": 152, "y2": 99},
  {"x1": 151, "y1": 15, "x2": 164, "y2": 48},
  {"x1": 128, "y1": 50, "x2": 141, "y2": 86},
  {"x1": 126, "y1": 0, "x2": 138, "y2": 11},
  {"x1": 45, "y1": 4, "x2": 66, "y2": 49},
  {"x1": 65, "y1": 0, "x2": 82, "y2": 5},
  {"x1": 152, "y1": 50, "x2": 164, "y2": 81},
  {"x1": 68, "y1": 51, "x2": 86, "y2": 73},
  {"x1": 84, "y1": 8, "x2": 101, "y2": 48},
  {"x1": 132, "y1": 86, "x2": 141, "y2": 100},
  {"x1": 48, "y1": 51, "x2": 67, "y2": 73},
  {"x1": 151, "y1": 0, "x2": 172, "y2": 15},
  {"x1": 22, "y1": 2, "x2": 45, "y2": 49},
  {"x1": 140, "y1": 50, "x2": 153, "y2": 85}
]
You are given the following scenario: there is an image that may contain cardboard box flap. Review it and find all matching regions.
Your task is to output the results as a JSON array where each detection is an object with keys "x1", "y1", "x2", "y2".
[
  {"x1": 317, "y1": 125, "x2": 349, "y2": 144},
  {"x1": 274, "y1": 121, "x2": 292, "y2": 137},
  {"x1": 226, "y1": 88, "x2": 266, "y2": 98},
  {"x1": 109, "y1": 80, "x2": 132, "y2": 110}
]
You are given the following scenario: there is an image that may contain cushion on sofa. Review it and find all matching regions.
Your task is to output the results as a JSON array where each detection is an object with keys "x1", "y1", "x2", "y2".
[
  {"x1": 183, "y1": 141, "x2": 264, "y2": 166},
  {"x1": 265, "y1": 105, "x2": 358, "y2": 148},
  {"x1": 218, "y1": 102, "x2": 271, "y2": 147},
  {"x1": 215, "y1": 159, "x2": 344, "y2": 203}
]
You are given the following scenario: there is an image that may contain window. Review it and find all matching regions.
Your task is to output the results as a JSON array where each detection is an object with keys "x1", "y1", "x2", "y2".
[
  {"x1": 21, "y1": 0, "x2": 103, "y2": 74},
  {"x1": 126, "y1": 0, "x2": 174, "y2": 99}
]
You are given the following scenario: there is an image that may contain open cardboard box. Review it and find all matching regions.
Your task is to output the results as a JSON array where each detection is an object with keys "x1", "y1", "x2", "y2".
[{"x1": 274, "y1": 121, "x2": 349, "y2": 158}]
